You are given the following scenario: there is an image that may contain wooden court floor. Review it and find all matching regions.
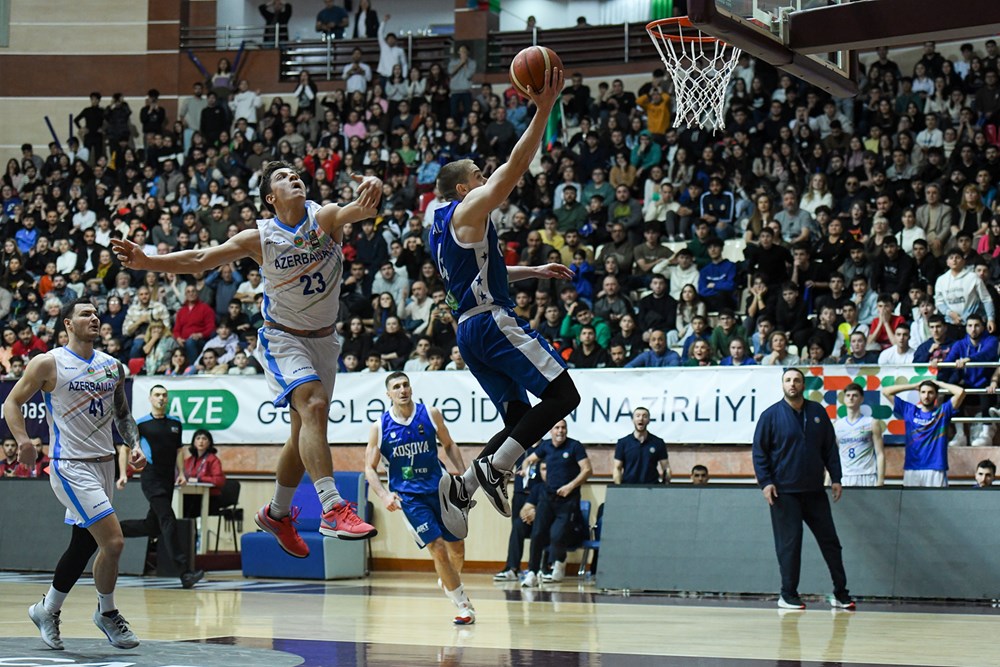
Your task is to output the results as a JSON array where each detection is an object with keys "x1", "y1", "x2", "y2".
[{"x1": 0, "y1": 571, "x2": 996, "y2": 666}]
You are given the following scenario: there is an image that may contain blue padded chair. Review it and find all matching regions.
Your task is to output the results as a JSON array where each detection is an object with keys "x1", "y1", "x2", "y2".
[
  {"x1": 576, "y1": 501, "x2": 602, "y2": 577},
  {"x1": 241, "y1": 472, "x2": 370, "y2": 580}
]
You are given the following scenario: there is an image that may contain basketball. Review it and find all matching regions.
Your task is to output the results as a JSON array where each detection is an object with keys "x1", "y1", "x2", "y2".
[{"x1": 509, "y1": 45, "x2": 563, "y2": 98}]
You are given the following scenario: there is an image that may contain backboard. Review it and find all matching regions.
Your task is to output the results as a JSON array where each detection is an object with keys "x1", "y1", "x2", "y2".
[
  {"x1": 688, "y1": 0, "x2": 1000, "y2": 98},
  {"x1": 687, "y1": 0, "x2": 858, "y2": 97}
]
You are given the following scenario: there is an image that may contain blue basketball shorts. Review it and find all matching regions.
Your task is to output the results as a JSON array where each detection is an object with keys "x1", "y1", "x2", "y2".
[
  {"x1": 398, "y1": 491, "x2": 460, "y2": 548},
  {"x1": 456, "y1": 307, "x2": 567, "y2": 416}
]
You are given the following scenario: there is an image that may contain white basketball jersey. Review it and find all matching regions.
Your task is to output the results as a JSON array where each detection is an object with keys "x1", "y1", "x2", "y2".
[
  {"x1": 45, "y1": 347, "x2": 120, "y2": 459},
  {"x1": 834, "y1": 414, "x2": 877, "y2": 477},
  {"x1": 258, "y1": 200, "x2": 344, "y2": 331}
]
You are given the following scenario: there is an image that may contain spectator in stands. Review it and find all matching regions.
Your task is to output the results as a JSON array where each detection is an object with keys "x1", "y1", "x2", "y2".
[
  {"x1": 567, "y1": 325, "x2": 608, "y2": 369},
  {"x1": 935, "y1": 250, "x2": 995, "y2": 337},
  {"x1": 625, "y1": 329, "x2": 678, "y2": 368},
  {"x1": 698, "y1": 239, "x2": 737, "y2": 311},
  {"x1": 867, "y1": 293, "x2": 906, "y2": 350},
  {"x1": 720, "y1": 338, "x2": 755, "y2": 366},
  {"x1": 940, "y1": 314, "x2": 999, "y2": 447},
  {"x1": 699, "y1": 177, "x2": 735, "y2": 239},
  {"x1": 172, "y1": 285, "x2": 216, "y2": 361},
  {"x1": 448, "y1": 44, "x2": 476, "y2": 121},
  {"x1": 11, "y1": 324, "x2": 47, "y2": 358},
  {"x1": 684, "y1": 339, "x2": 715, "y2": 367},
  {"x1": 850, "y1": 275, "x2": 878, "y2": 326},
  {"x1": 260, "y1": 0, "x2": 292, "y2": 44},
  {"x1": 182, "y1": 429, "x2": 227, "y2": 517},
  {"x1": 877, "y1": 322, "x2": 914, "y2": 365},
  {"x1": 520, "y1": 420, "x2": 591, "y2": 586},
  {"x1": 973, "y1": 460, "x2": 996, "y2": 488},
  {"x1": 774, "y1": 187, "x2": 815, "y2": 244},
  {"x1": 662, "y1": 248, "x2": 699, "y2": 301},
  {"x1": 636, "y1": 274, "x2": 676, "y2": 337},
  {"x1": 613, "y1": 407, "x2": 669, "y2": 485},
  {"x1": 883, "y1": 378, "x2": 965, "y2": 487},
  {"x1": 316, "y1": 0, "x2": 349, "y2": 39},
  {"x1": 592, "y1": 275, "x2": 630, "y2": 333},
  {"x1": 913, "y1": 314, "x2": 954, "y2": 364},
  {"x1": 708, "y1": 309, "x2": 746, "y2": 361},
  {"x1": 761, "y1": 330, "x2": 799, "y2": 366}
]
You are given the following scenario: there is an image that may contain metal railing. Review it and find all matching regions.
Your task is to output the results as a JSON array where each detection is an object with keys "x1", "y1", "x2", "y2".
[
  {"x1": 278, "y1": 33, "x2": 452, "y2": 81},
  {"x1": 181, "y1": 22, "x2": 663, "y2": 77},
  {"x1": 912, "y1": 361, "x2": 1000, "y2": 423},
  {"x1": 181, "y1": 25, "x2": 273, "y2": 51},
  {"x1": 484, "y1": 22, "x2": 661, "y2": 71}
]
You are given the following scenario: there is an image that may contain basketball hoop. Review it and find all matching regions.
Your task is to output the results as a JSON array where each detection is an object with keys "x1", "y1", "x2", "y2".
[{"x1": 646, "y1": 17, "x2": 742, "y2": 131}]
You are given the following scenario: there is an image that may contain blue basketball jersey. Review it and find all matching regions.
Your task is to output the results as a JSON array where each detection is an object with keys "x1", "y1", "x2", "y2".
[
  {"x1": 428, "y1": 200, "x2": 513, "y2": 318},
  {"x1": 378, "y1": 403, "x2": 442, "y2": 495}
]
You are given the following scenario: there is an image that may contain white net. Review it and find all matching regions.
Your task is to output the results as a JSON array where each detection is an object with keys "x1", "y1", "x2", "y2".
[{"x1": 647, "y1": 20, "x2": 743, "y2": 131}]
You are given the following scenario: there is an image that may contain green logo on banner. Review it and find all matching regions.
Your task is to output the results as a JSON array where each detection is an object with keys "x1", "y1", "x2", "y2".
[{"x1": 167, "y1": 390, "x2": 239, "y2": 430}]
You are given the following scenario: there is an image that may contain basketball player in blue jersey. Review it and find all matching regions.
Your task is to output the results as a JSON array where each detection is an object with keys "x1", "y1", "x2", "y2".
[
  {"x1": 4, "y1": 299, "x2": 147, "y2": 650},
  {"x1": 427, "y1": 67, "x2": 581, "y2": 538},
  {"x1": 882, "y1": 377, "x2": 966, "y2": 487},
  {"x1": 112, "y1": 163, "x2": 381, "y2": 556},
  {"x1": 364, "y1": 372, "x2": 475, "y2": 624}
]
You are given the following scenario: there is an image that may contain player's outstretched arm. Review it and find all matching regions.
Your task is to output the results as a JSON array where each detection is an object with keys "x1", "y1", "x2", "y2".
[
  {"x1": 3, "y1": 353, "x2": 54, "y2": 467},
  {"x1": 316, "y1": 174, "x2": 383, "y2": 235},
  {"x1": 365, "y1": 423, "x2": 400, "y2": 511},
  {"x1": 457, "y1": 67, "x2": 565, "y2": 224},
  {"x1": 508, "y1": 263, "x2": 573, "y2": 284},
  {"x1": 112, "y1": 229, "x2": 261, "y2": 274},
  {"x1": 429, "y1": 407, "x2": 464, "y2": 473}
]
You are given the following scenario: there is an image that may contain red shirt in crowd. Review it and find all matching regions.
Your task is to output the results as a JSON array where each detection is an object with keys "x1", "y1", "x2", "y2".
[
  {"x1": 183, "y1": 452, "x2": 226, "y2": 496},
  {"x1": 173, "y1": 298, "x2": 216, "y2": 342}
]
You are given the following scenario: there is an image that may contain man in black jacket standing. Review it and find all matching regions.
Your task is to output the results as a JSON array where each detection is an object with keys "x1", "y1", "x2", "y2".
[{"x1": 752, "y1": 368, "x2": 854, "y2": 611}]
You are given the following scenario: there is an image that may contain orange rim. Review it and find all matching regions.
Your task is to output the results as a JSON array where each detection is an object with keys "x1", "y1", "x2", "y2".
[{"x1": 646, "y1": 16, "x2": 725, "y2": 43}]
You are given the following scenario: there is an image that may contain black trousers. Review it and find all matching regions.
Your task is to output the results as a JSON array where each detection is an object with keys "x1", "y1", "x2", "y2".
[
  {"x1": 503, "y1": 492, "x2": 531, "y2": 571},
  {"x1": 120, "y1": 493, "x2": 189, "y2": 572},
  {"x1": 768, "y1": 490, "x2": 848, "y2": 598},
  {"x1": 528, "y1": 492, "x2": 578, "y2": 571}
]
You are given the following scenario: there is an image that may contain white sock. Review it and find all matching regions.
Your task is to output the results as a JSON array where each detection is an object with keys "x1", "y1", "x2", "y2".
[
  {"x1": 444, "y1": 584, "x2": 470, "y2": 607},
  {"x1": 268, "y1": 482, "x2": 298, "y2": 519},
  {"x1": 97, "y1": 590, "x2": 116, "y2": 614},
  {"x1": 43, "y1": 586, "x2": 68, "y2": 614},
  {"x1": 460, "y1": 467, "x2": 479, "y2": 495},
  {"x1": 314, "y1": 476, "x2": 343, "y2": 513},
  {"x1": 489, "y1": 437, "x2": 525, "y2": 474}
]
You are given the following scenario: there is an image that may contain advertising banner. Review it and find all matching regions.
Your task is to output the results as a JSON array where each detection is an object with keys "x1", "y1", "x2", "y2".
[{"x1": 132, "y1": 365, "x2": 933, "y2": 445}]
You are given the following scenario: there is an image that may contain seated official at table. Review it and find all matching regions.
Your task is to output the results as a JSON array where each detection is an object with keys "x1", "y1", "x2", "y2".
[{"x1": 183, "y1": 429, "x2": 227, "y2": 517}]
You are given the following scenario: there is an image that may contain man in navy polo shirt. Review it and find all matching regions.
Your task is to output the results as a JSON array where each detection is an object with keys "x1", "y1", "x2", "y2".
[
  {"x1": 752, "y1": 368, "x2": 853, "y2": 611},
  {"x1": 613, "y1": 407, "x2": 670, "y2": 484},
  {"x1": 519, "y1": 420, "x2": 591, "y2": 586}
]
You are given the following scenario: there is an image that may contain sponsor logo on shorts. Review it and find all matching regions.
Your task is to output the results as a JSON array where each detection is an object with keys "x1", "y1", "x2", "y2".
[
  {"x1": 92, "y1": 500, "x2": 109, "y2": 509},
  {"x1": 415, "y1": 522, "x2": 429, "y2": 534},
  {"x1": 292, "y1": 366, "x2": 312, "y2": 374}
]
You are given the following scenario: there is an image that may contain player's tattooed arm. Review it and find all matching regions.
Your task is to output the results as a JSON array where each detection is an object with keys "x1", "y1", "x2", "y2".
[{"x1": 113, "y1": 362, "x2": 141, "y2": 449}]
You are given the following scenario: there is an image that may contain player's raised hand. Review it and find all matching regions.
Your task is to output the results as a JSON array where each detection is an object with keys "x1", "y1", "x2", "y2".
[
  {"x1": 352, "y1": 174, "x2": 383, "y2": 211},
  {"x1": 536, "y1": 262, "x2": 574, "y2": 280},
  {"x1": 527, "y1": 66, "x2": 565, "y2": 112},
  {"x1": 111, "y1": 238, "x2": 148, "y2": 270}
]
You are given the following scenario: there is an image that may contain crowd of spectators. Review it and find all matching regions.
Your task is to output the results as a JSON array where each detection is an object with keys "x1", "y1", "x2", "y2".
[{"x1": 2, "y1": 36, "x2": 1000, "y2": 418}]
